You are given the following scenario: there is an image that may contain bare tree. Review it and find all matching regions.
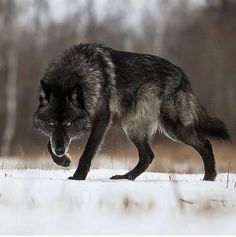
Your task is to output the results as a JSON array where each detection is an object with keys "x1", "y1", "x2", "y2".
[{"x1": 1, "y1": 0, "x2": 18, "y2": 156}]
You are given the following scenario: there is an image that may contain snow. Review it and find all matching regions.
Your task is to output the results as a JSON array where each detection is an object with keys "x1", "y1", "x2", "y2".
[{"x1": 0, "y1": 168, "x2": 236, "y2": 235}]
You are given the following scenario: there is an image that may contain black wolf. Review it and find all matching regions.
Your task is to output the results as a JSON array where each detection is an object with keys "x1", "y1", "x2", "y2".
[{"x1": 33, "y1": 43, "x2": 230, "y2": 181}]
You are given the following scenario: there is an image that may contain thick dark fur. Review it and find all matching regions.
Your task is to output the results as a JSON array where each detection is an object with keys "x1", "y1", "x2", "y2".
[{"x1": 33, "y1": 43, "x2": 230, "y2": 181}]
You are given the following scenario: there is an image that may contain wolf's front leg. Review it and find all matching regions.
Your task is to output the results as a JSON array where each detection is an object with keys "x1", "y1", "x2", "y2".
[
  {"x1": 47, "y1": 141, "x2": 71, "y2": 167},
  {"x1": 68, "y1": 109, "x2": 110, "y2": 180}
]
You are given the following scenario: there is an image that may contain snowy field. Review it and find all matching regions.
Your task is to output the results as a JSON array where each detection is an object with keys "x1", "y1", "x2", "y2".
[{"x1": 0, "y1": 168, "x2": 236, "y2": 235}]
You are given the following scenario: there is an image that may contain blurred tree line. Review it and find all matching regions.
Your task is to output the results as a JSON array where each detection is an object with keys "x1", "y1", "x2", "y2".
[{"x1": 0, "y1": 0, "x2": 235, "y2": 157}]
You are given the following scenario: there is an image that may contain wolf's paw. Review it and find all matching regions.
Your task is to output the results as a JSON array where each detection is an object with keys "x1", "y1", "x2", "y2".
[
  {"x1": 68, "y1": 176, "x2": 76, "y2": 180},
  {"x1": 203, "y1": 171, "x2": 217, "y2": 181},
  {"x1": 53, "y1": 154, "x2": 71, "y2": 167},
  {"x1": 110, "y1": 174, "x2": 135, "y2": 180},
  {"x1": 68, "y1": 175, "x2": 86, "y2": 180}
]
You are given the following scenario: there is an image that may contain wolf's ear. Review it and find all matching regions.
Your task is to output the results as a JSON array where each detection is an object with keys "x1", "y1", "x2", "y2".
[
  {"x1": 39, "y1": 80, "x2": 50, "y2": 106},
  {"x1": 69, "y1": 86, "x2": 84, "y2": 109}
]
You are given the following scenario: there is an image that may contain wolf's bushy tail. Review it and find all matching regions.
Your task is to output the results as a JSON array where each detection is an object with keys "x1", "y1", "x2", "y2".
[{"x1": 196, "y1": 106, "x2": 231, "y2": 142}]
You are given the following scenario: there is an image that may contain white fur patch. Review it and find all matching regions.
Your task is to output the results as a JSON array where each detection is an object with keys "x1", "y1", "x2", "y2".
[{"x1": 121, "y1": 84, "x2": 164, "y2": 140}]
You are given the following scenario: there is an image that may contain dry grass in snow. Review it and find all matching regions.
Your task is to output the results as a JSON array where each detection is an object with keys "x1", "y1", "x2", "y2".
[{"x1": 0, "y1": 168, "x2": 236, "y2": 235}]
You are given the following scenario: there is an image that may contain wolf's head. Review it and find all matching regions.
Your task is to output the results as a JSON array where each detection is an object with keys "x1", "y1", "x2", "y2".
[{"x1": 33, "y1": 79, "x2": 92, "y2": 157}]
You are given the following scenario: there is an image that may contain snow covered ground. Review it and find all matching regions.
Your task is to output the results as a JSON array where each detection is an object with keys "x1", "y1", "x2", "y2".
[{"x1": 0, "y1": 168, "x2": 236, "y2": 235}]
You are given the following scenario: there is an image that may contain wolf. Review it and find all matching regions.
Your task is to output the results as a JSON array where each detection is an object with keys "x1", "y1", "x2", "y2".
[{"x1": 33, "y1": 43, "x2": 230, "y2": 181}]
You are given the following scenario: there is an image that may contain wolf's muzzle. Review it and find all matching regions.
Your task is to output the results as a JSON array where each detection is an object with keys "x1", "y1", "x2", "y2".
[{"x1": 50, "y1": 130, "x2": 70, "y2": 157}]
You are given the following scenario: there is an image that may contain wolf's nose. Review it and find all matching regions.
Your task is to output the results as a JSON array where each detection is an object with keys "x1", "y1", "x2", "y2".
[{"x1": 54, "y1": 147, "x2": 65, "y2": 157}]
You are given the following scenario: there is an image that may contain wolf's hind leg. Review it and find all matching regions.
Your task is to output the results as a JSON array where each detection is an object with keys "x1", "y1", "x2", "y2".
[
  {"x1": 165, "y1": 125, "x2": 216, "y2": 181},
  {"x1": 110, "y1": 138, "x2": 154, "y2": 180},
  {"x1": 194, "y1": 139, "x2": 216, "y2": 181}
]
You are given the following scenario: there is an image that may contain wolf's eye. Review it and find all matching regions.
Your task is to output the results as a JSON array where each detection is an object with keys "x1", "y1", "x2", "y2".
[
  {"x1": 65, "y1": 121, "x2": 72, "y2": 127},
  {"x1": 49, "y1": 121, "x2": 55, "y2": 126},
  {"x1": 62, "y1": 121, "x2": 72, "y2": 127}
]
